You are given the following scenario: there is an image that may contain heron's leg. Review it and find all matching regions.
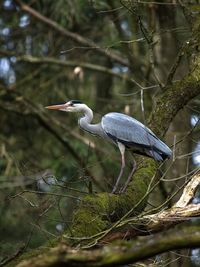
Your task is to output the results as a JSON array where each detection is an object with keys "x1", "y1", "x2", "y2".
[
  {"x1": 120, "y1": 159, "x2": 136, "y2": 193},
  {"x1": 112, "y1": 142, "x2": 125, "y2": 194}
]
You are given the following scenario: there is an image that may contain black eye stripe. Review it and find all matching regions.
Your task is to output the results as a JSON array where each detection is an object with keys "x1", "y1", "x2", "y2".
[{"x1": 70, "y1": 100, "x2": 82, "y2": 105}]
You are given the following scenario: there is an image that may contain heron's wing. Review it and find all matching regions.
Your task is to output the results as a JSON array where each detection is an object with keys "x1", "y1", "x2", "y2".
[{"x1": 101, "y1": 112, "x2": 169, "y2": 153}]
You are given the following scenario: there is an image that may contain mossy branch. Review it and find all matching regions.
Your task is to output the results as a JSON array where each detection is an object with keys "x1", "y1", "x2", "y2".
[
  {"x1": 70, "y1": 49, "x2": 200, "y2": 240},
  {"x1": 5, "y1": 171, "x2": 200, "y2": 267},
  {"x1": 14, "y1": 226, "x2": 200, "y2": 267},
  {"x1": 100, "y1": 170, "x2": 200, "y2": 243}
]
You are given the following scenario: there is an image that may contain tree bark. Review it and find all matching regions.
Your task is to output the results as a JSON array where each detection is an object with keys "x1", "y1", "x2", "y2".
[{"x1": 13, "y1": 226, "x2": 200, "y2": 267}]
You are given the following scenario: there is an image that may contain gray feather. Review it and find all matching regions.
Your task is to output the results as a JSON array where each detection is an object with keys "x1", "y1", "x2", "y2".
[{"x1": 101, "y1": 112, "x2": 172, "y2": 161}]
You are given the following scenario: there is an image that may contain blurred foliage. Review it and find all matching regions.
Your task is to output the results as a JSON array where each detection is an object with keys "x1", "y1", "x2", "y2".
[{"x1": 0, "y1": 0, "x2": 200, "y2": 266}]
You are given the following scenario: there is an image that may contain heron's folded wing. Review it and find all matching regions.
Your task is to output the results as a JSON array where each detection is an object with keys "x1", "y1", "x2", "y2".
[{"x1": 102, "y1": 112, "x2": 165, "y2": 150}]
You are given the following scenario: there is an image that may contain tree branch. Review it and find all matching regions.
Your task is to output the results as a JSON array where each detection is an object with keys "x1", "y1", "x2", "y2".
[
  {"x1": 15, "y1": 226, "x2": 200, "y2": 267},
  {"x1": 165, "y1": 40, "x2": 190, "y2": 86},
  {"x1": 97, "y1": 170, "x2": 200, "y2": 243},
  {"x1": 174, "y1": 171, "x2": 200, "y2": 207},
  {"x1": 14, "y1": 0, "x2": 129, "y2": 67},
  {"x1": 6, "y1": 171, "x2": 200, "y2": 266},
  {"x1": 149, "y1": 54, "x2": 200, "y2": 137},
  {"x1": 16, "y1": 54, "x2": 132, "y2": 82}
]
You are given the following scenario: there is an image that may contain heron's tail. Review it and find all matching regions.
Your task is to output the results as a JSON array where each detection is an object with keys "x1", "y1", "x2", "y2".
[{"x1": 147, "y1": 150, "x2": 167, "y2": 161}]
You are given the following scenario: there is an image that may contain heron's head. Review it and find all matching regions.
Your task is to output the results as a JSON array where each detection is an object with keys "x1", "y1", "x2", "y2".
[{"x1": 46, "y1": 100, "x2": 84, "y2": 112}]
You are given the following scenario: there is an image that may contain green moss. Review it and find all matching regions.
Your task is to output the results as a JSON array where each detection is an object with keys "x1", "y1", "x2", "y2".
[
  {"x1": 67, "y1": 159, "x2": 158, "y2": 242},
  {"x1": 116, "y1": 159, "x2": 157, "y2": 216},
  {"x1": 71, "y1": 193, "x2": 118, "y2": 239}
]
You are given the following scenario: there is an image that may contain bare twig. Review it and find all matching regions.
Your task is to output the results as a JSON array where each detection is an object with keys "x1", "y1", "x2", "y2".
[
  {"x1": 10, "y1": 189, "x2": 82, "y2": 201},
  {"x1": 0, "y1": 244, "x2": 26, "y2": 267},
  {"x1": 14, "y1": 0, "x2": 129, "y2": 67},
  {"x1": 178, "y1": 0, "x2": 194, "y2": 28},
  {"x1": 166, "y1": 40, "x2": 190, "y2": 85},
  {"x1": 121, "y1": 1, "x2": 163, "y2": 88}
]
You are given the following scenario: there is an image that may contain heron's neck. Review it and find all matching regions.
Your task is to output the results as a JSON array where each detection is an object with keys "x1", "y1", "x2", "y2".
[
  {"x1": 80, "y1": 106, "x2": 93, "y2": 124},
  {"x1": 79, "y1": 106, "x2": 101, "y2": 136}
]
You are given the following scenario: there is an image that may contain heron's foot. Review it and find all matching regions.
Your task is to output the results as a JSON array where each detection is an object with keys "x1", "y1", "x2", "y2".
[
  {"x1": 111, "y1": 186, "x2": 118, "y2": 194},
  {"x1": 111, "y1": 186, "x2": 117, "y2": 194}
]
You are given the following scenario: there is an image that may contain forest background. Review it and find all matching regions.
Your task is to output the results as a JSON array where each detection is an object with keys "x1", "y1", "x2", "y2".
[{"x1": 1, "y1": 1, "x2": 200, "y2": 266}]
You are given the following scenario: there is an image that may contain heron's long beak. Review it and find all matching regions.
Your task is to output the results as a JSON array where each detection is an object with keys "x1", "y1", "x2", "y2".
[{"x1": 45, "y1": 103, "x2": 68, "y2": 110}]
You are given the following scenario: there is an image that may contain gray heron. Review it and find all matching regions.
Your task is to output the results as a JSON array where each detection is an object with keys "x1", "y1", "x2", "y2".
[{"x1": 46, "y1": 100, "x2": 172, "y2": 193}]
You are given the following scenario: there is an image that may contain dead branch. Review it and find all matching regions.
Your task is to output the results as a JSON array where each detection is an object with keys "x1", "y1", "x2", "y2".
[
  {"x1": 100, "y1": 170, "x2": 200, "y2": 243},
  {"x1": 174, "y1": 171, "x2": 200, "y2": 207}
]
